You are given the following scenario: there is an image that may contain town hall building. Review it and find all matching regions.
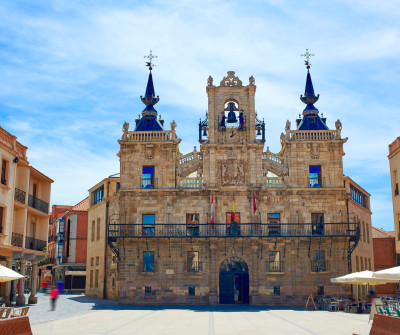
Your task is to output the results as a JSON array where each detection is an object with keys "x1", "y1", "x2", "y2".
[{"x1": 86, "y1": 53, "x2": 365, "y2": 305}]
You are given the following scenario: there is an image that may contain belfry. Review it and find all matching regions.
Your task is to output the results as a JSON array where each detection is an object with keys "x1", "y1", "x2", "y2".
[{"x1": 86, "y1": 51, "x2": 371, "y2": 305}]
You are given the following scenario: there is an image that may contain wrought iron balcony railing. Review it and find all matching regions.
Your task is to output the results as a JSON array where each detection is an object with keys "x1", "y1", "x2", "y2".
[
  {"x1": 14, "y1": 188, "x2": 26, "y2": 204},
  {"x1": 28, "y1": 194, "x2": 49, "y2": 214},
  {"x1": 48, "y1": 235, "x2": 57, "y2": 243},
  {"x1": 25, "y1": 236, "x2": 47, "y2": 251},
  {"x1": 108, "y1": 222, "x2": 360, "y2": 239},
  {"x1": 311, "y1": 260, "x2": 329, "y2": 272},
  {"x1": 141, "y1": 178, "x2": 158, "y2": 189},
  {"x1": 266, "y1": 261, "x2": 285, "y2": 272},
  {"x1": 11, "y1": 232, "x2": 23, "y2": 247},
  {"x1": 187, "y1": 261, "x2": 202, "y2": 273}
]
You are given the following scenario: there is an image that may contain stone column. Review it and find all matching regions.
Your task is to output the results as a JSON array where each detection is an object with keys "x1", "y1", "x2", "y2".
[
  {"x1": 28, "y1": 260, "x2": 38, "y2": 304},
  {"x1": 16, "y1": 258, "x2": 26, "y2": 306},
  {"x1": 250, "y1": 244, "x2": 259, "y2": 305},
  {"x1": 2, "y1": 257, "x2": 13, "y2": 306},
  {"x1": 208, "y1": 244, "x2": 218, "y2": 305}
]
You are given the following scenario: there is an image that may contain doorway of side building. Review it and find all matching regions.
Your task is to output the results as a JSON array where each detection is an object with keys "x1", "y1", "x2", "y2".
[{"x1": 219, "y1": 257, "x2": 249, "y2": 304}]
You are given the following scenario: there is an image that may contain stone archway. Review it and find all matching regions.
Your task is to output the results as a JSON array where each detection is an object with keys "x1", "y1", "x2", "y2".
[{"x1": 219, "y1": 257, "x2": 249, "y2": 304}]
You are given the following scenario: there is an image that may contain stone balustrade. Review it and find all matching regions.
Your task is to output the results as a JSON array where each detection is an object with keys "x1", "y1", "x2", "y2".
[
  {"x1": 264, "y1": 177, "x2": 283, "y2": 188},
  {"x1": 262, "y1": 151, "x2": 283, "y2": 165},
  {"x1": 125, "y1": 130, "x2": 176, "y2": 142},
  {"x1": 289, "y1": 130, "x2": 339, "y2": 141},
  {"x1": 180, "y1": 177, "x2": 202, "y2": 188},
  {"x1": 179, "y1": 151, "x2": 202, "y2": 167}
]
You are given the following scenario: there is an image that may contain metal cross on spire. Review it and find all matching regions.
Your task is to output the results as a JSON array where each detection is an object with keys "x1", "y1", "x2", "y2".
[
  {"x1": 144, "y1": 50, "x2": 157, "y2": 71},
  {"x1": 301, "y1": 49, "x2": 314, "y2": 69}
]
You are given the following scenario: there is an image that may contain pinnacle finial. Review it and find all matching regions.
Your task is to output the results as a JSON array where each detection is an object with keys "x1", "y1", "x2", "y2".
[
  {"x1": 144, "y1": 50, "x2": 157, "y2": 71},
  {"x1": 301, "y1": 49, "x2": 314, "y2": 70}
]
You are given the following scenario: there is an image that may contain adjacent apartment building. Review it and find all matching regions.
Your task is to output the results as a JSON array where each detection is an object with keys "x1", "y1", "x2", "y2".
[
  {"x1": 388, "y1": 136, "x2": 400, "y2": 261},
  {"x1": 0, "y1": 125, "x2": 53, "y2": 306}
]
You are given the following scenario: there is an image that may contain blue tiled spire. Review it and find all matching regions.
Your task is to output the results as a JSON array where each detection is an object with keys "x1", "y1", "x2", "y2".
[
  {"x1": 134, "y1": 69, "x2": 163, "y2": 131},
  {"x1": 300, "y1": 70, "x2": 319, "y2": 112}
]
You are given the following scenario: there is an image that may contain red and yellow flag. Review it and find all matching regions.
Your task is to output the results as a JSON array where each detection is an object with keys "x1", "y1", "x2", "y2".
[
  {"x1": 231, "y1": 196, "x2": 235, "y2": 221},
  {"x1": 210, "y1": 196, "x2": 214, "y2": 229}
]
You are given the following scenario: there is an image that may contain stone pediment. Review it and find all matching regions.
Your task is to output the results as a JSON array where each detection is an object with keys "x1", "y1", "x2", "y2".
[{"x1": 220, "y1": 71, "x2": 242, "y2": 87}]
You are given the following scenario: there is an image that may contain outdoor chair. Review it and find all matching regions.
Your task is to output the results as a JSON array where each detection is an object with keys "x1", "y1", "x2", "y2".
[
  {"x1": 385, "y1": 307, "x2": 393, "y2": 317},
  {"x1": 396, "y1": 310, "x2": 400, "y2": 318},
  {"x1": 0, "y1": 308, "x2": 13, "y2": 319}
]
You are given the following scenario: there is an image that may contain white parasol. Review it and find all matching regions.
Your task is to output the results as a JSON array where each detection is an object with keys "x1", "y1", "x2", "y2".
[{"x1": 0, "y1": 264, "x2": 24, "y2": 282}]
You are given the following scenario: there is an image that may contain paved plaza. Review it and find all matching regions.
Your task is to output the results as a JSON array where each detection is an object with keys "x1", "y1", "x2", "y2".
[{"x1": 27, "y1": 293, "x2": 372, "y2": 334}]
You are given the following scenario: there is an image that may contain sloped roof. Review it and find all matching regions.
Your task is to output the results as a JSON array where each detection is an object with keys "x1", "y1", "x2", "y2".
[
  {"x1": 71, "y1": 197, "x2": 89, "y2": 212},
  {"x1": 372, "y1": 226, "x2": 396, "y2": 239}
]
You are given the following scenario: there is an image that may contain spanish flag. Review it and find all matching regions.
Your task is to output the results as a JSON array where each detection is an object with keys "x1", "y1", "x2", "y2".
[{"x1": 231, "y1": 196, "x2": 235, "y2": 221}]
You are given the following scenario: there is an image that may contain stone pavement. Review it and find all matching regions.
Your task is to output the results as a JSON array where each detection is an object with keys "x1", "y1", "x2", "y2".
[{"x1": 27, "y1": 293, "x2": 372, "y2": 335}]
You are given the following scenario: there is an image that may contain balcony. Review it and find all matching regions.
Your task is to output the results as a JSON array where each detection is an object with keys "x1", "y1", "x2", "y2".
[
  {"x1": 266, "y1": 261, "x2": 285, "y2": 272},
  {"x1": 28, "y1": 194, "x2": 49, "y2": 214},
  {"x1": 311, "y1": 260, "x2": 330, "y2": 272},
  {"x1": 48, "y1": 235, "x2": 57, "y2": 243},
  {"x1": 187, "y1": 261, "x2": 202, "y2": 273},
  {"x1": 141, "y1": 178, "x2": 157, "y2": 189},
  {"x1": 25, "y1": 236, "x2": 47, "y2": 251},
  {"x1": 11, "y1": 232, "x2": 23, "y2": 247},
  {"x1": 14, "y1": 188, "x2": 26, "y2": 204},
  {"x1": 108, "y1": 222, "x2": 360, "y2": 239}
]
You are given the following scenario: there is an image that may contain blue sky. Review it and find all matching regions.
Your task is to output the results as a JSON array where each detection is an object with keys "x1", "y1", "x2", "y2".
[{"x1": 0, "y1": 0, "x2": 399, "y2": 230}]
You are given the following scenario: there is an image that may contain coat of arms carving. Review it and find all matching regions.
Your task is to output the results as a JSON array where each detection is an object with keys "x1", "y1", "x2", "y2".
[
  {"x1": 217, "y1": 160, "x2": 246, "y2": 186},
  {"x1": 143, "y1": 144, "x2": 155, "y2": 159}
]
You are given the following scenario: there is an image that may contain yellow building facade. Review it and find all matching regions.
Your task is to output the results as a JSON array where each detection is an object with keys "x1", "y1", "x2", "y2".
[{"x1": 388, "y1": 137, "x2": 400, "y2": 258}]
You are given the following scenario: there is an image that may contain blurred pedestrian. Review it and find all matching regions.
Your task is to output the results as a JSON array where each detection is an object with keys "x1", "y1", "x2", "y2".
[{"x1": 50, "y1": 286, "x2": 59, "y2": 311}]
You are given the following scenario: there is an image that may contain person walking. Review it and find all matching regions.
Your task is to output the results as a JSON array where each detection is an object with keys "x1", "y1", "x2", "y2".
[{"x1": 50, "y1": 286, "x2": 59, "y2": 311}]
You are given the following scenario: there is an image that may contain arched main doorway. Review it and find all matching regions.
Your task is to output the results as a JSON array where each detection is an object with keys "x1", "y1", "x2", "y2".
[{"x1": 219, "y1": 257, "x2": 249, "y2": 304}]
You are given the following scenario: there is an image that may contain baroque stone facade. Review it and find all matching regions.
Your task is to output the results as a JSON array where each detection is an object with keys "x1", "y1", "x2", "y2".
[{"x1": 88, "y1": 67, "x2": 368, "y2": 306}]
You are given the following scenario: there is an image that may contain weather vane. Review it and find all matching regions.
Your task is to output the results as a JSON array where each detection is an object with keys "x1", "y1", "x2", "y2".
[
  {"x1": 144, "y1": 50, "x2": 157, "y2": 71},
  {"x1": 301, "y1": 49, "x2": 314, "y2": 69}
]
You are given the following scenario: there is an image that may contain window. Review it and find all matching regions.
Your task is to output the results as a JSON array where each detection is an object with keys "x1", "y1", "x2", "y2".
[
  {"x1": 312, "y1": 250, "x2": 326, "y2": 272},
  {"x1": 273, "y1": 286, "x2": 280, "y2": 296},
  {"x1": 90, "y1": 270, "x2": 93, "y2": 288},
  {"x1": 187, "y1": 251, "x2": 199, "y2": 272},
  {"x1": 395, "y1": 171, "x2": 399, "y2": 196},
  {"x1": 356, "y1": 256, "x2": 360, "y2": 272},
  {"x1": 267, "y1": 213, "x2": 280, "y2": 236},
  {"x1": 97, "y1": 218, "x2": 100, "y2": 240},
  {"x1": 317, "y1": 286, "x2": 324, "y2": 296},
  {"x1": 311, "y1": 213, "x2": 324, "y2": 236},
  {"x1": 90, "y1": 258, "x2": 94, "y2": 266},
  {"x1": 309, "y1": 166, "x2": 321, "y2": 188},
  {"x1": 91, "y1": 221, "x2": 95, "y2": 242},
  {"x1": 142, "y1": 214, "x2": 155, "y2": 237},
  {"x1": 145, "y1": 286, "x2": 152, "y2": 296},
  {"x1": 1, "y1": 159, "x2": 7, "y2": 186},
  {"x1": 368, "y1": 259, "x2": 371, "y2": 270},
  {"x1": 112, "y1": 278, "x2": 115, "y2": 287},
  {"x1": 267, "y1": 251, "x2": 281, "y2": 272},
  {"x1": 226, "y1": 212, "x2": 241, "y2": 236},
  {"x1": 362, "y1": 222, "x2": 365, "y2": 242},
  {"x1": 92, "y1": 185, "x2": 104, "y2": 205},
  {"x1": 0, "y1": 207, "x2": 3, "y2": 234},
  {"x1": 186, "y1": 214, "x2": 199, "y2": 236},
  {"x1": 95, "y1": 269, "x2": 99, "y2": 288},
  {"x1": 142, "y1": 166, "x2": 155, "y2": 189},
  {"x1": 350, "y1": 184, "x2": 368, "y2": 208},
  {"x1": 143, "y1": 251, "x2": 154, "y2": 272},
  {"x1": 96, "y1": 256, "x2": 99, "y2": 266},
  {"x1": 366, "y1": 223, "x2": 370, "y2": 243},
  {"x1": 116, "y1": 182, "x2": 120, "y2": 193},
  {"x1": 188, "y1": 287, "x2": 195, "y2": 296}
]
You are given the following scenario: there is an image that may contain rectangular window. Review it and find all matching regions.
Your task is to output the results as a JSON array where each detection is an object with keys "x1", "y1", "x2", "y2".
[
  {"x1": 186, "y1": 214, "x2": 199, "y2": 236},
  {"x1": 395, "y1": 171, "x2": 399, "y2": 196},
  {"x1": 92, "y1": 186, "x2": 104, "y2": 205},
  {"x1": 368, "y1": 258, "x2": 371, "y2": 270},
  {"x1": 356, "y1": 256, "x2": 360, "y2": 272},
  {"x1": 187, "y1": 251, "x2": 199, "y2": 272},
  {"x1": 188, "y1": 287, "x2": 195, "y2": 296},
  {"x1": 317, "y1": 286, "x2": 324, "y2": 296},
  {"x1": 90, "y1": 270, "x2": 93, "y2": 288},
  {"x1": 97, "y1": 218, "x2": 100, "y2": 240},
  {"x1": 362, "y1": 222, "x2": 365, "y2": 242},
  {"x1": 313, "y1": 250, "x2": 326, "y2": 272},
  {"x1": 311, "y1": 213, "x2": 324, "y2": 236},
  {"x1": 267, "y1": 213, "x2": 280, "y2": 236},
  {"x1": 267, "y1": 251, "x2": 281, "y2": 272},
  {"x1": 273, "y1": 286, "x2": 280, "y2": 296},
  {"x1": 142, "y1": 166, "x2": 155, "y2": 189},
  {"x1": 90, "y1": 258, "x2": 94, "y2": 266},
  {"x1": 143, "y1": 251, "x2": 154, "y2": 272},
  {"x1": 226, "y1": 212, "x2": 241, "y2": 236},
  {"x1": 0, "y1": 207, "x2": 3, "y2": 234},
  {"x1": 91, "y1": 221, "x2": 95, "y2": 242},
  {"x1": 96, "y1": 256, "x2": 99, "y2": 266},
  {"x1": 1, "y1": 159, "x2": 7, "y2": 186},
  {"x1": 116, "y1": 182, "x2": 120, "y2": 193},
  {"x1": 95, "y1": 269, "x2": 99, "y2": 288},
  {"x1": 350, "y1": 184, "x2": 368, "y2": 208},
  {"x1": 145, "y1": 286, "x2": 152, "y2": 296},
  {"x1": 309, "y1": 166, "x2": 321, "y2": 188},
  {"x1": 112, "y1": 278, "x2": 115, "y2": 287},
  {"x1": 366, "y1": 223, "x2": 370, "y2": 243},
  {"x1": 142, "y1": 214, "x2": 155, "y2": 237}
]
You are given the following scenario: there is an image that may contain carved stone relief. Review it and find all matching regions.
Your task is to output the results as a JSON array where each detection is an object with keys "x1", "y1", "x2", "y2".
[
  {"x1": 220, "y1": 71, "x2": 243, "y2": 87},
  {"x1": 143, "y1": 144, "x2": 155, "y2": 159},
  {"x1": 307, "y1": 143, "x2": 320, "y2": 159},
  {"x1": 217, "y1": 160, "x2": 246, "y2": 186}
]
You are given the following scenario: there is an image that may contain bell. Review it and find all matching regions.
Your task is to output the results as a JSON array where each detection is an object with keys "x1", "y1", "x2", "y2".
[
  {"x1": 256, "y1": 127, "x2": 262, "y2": 136},
  {"x1": 203, "y1": 128, "x2": 208, "y2": 136},
  {"x1": 227, "y1": 111, "x2": 238, "y2": 123}
]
